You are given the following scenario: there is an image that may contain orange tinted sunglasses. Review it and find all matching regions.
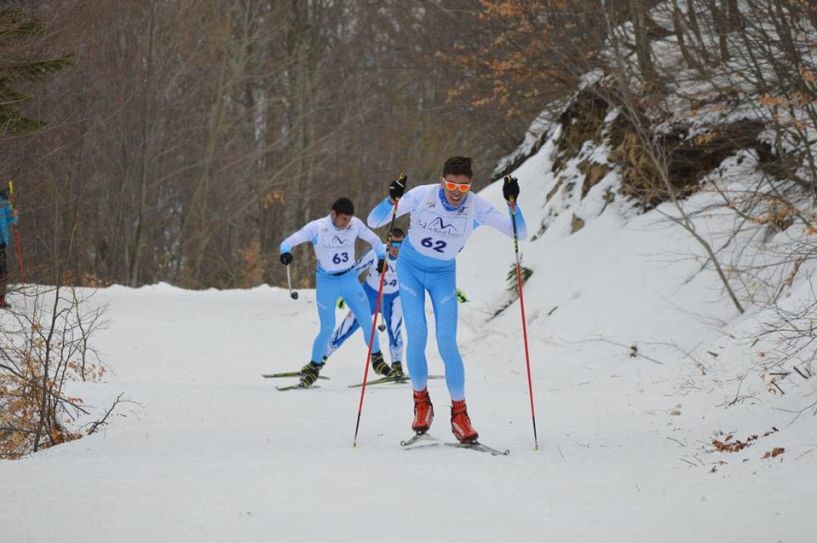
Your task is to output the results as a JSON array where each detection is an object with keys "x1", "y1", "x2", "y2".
[{"x1": 443, "y1": 180, "x2": 471, "y2": 192}]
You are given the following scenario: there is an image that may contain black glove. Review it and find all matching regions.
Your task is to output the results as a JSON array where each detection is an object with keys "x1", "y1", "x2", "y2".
[
  {"x1": 376, "y1": 258, "x2": 385, "y2": 274},
  {"x1": 389, "y1": 173, "x2": 407, "y2": 200},
  {"x1": 280, "y1": 252, "x2": 293, "y2": 265},
  {"x1": 503, "y1": 175, "x2": 520, "y2": 202}
]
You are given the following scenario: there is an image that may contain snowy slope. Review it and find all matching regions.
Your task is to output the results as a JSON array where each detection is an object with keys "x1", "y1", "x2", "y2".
[{"x1": 1, "y1": 134, "x2": 815, "y2": 542}]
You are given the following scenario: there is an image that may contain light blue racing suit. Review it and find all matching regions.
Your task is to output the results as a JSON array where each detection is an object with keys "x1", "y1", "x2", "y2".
[{"x1": 367, "y1": 184, "x2": 526, "y2": 400}]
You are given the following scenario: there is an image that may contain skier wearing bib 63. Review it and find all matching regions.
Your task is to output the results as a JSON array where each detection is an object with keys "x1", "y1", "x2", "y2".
[
  {"x1": 280, "y1": 197, "x2": 393, "y2": 388},
  {"x1": 367, "y1": 156, "x2": 526, "y2": 442}
]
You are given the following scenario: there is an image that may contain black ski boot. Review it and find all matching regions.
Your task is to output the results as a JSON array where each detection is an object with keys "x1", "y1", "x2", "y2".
[
  {"x1": 371, "y1": 352, "x2": 392, "y2": 377},
  {"x1": 299, "y1": 361, "x2": 324, "y2": 387},
  {"x1": 390, "y1": 361, "x2": 404, "y2": 379}
]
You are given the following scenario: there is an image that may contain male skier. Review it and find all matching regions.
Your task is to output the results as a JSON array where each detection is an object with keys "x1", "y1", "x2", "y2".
[
  {"x1": 280, "y1": 197, "x2": 393, "y2": 387},
  {"x1": 324, "y1": 227, "x2": 406, "y2": 377},
  {"x1": 367, "y1": 157, "x2": 525, "y2": 442}
]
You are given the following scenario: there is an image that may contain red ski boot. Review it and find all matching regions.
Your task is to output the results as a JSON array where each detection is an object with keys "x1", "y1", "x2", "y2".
[
  {"x1": 412, "y1": 388, "x2": 434, "y2": 434},
  {"x1": 451, "y1": 399, "x2": 479, "y2": 443},
  {"x1": 0, "y1": 295, "x2": 8, "y2": 309}
]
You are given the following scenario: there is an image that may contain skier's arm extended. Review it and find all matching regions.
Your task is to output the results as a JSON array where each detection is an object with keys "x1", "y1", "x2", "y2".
[
  {"x1": 279, "y1": 220, "x2": 320, "y2": 254},
  {"x1": 475, "y1": 198, "x2": 528, "y2": 240}
]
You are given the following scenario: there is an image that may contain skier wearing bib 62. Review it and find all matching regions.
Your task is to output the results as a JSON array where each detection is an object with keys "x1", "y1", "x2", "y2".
[
  {"x1": 280, "y1": 197, "x2": 393, "y2": 388},
  {"x1": 367, "y1": 156, "x2": 526, "y2": 442}
]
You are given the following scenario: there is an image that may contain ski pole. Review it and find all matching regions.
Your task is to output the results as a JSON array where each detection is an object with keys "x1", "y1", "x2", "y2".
[
  {"x1": 8, "y1": 180, "x2": 24, "y2": 284},
  {"x1": 506, "y1": 176, "x2": 538, "y2": 450},
  {"x1": 286, "y1": 263, "x2": 298, "y2": 300},
  {"x1": 353, "y1": 173, "x2": 406, "y2": 446}
]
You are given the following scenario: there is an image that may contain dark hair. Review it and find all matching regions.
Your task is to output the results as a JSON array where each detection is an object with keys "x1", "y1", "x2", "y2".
[
  {"x1": 331, "y1": 197, "x2": 354, "y2": 216},
  {"x1": 442, "y1": 156, "x2": 473, "y2": 178},
  {"x1": 391, "y1": 227, "x2": 405, "y2": 238}
]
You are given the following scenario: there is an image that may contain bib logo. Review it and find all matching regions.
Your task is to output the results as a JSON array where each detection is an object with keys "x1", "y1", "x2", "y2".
[
  {"x1": 322, "y1": 231, "x2": 350, "y2": 248},
  {"x1": 416, "y1": 211, "x2": 466, "y2": 238}
]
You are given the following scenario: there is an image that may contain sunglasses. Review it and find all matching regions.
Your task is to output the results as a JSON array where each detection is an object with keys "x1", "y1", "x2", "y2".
[
  {"x1": 443, "y1": 180, "x2": 471, "y2": 192},
  {"x1": 390, "y1": 240, "x2": 403, "y2": 247}
]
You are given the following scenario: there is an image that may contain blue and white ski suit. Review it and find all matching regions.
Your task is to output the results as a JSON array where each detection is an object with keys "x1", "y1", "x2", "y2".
[
  {"x1": 367, "y1": 184, "x2": 526, "y2": 400},
  {"x1": 325, "y1": 249, "x2": 403, "y2": 363},
  {"x1": 280, "y1": 215, "x2": 386, "y2": 363}
]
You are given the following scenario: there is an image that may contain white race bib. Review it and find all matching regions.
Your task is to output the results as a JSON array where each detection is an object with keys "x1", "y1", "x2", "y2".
[
  {"x1": 407, "y1": 186, "x2": 476, "y2": 260},
  {"x1": 314, "y1": 218, "x2": 358, "y2": 272},
  {"x1": 365, "y1": 257, "x2": 399, "y2": 294}
]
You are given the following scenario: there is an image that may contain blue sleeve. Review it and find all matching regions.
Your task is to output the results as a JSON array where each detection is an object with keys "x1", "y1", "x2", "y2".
[
  {"x1": 510, "y1": 206, "x2": 527, "y2": 240},
  {"x1": 367, "y1": 197, "x2": 394, "y2": 228}
]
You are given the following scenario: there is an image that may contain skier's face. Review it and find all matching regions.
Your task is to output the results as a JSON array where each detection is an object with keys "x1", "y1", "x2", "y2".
[
  {"x1": 388, "y1": 236, "x2": 403, "y2": 258},
  {"x1": 331, "y1": 211, "x2": 353, "y2": 229},
  {"x1": 441, "y1": 175, "x2": 471, "y2": 208}
]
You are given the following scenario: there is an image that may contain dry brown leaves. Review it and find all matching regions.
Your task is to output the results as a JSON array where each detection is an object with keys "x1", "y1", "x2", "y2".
[
  {"x1": 761, "y1": 447, "x2": 785, "y2": 459},
  {"x1": 711, "y1": 427, "x2": 781, "y2": 458}
]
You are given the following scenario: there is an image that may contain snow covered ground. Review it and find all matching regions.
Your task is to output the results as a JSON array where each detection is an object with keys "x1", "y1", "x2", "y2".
[{"x1": 2, "y1": 142, "x2": 816, "y2": 542}]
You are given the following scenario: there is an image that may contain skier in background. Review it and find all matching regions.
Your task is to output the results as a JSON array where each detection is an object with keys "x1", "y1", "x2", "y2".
[
  {"x1": 324, "y1": 227, "x2": 406, "y2": 377},
  {"x1": 0, "y1": 188, "x2": 19, "y2": 309},
  {"x1": 367, "y1": 157, "x2": 526, "y2": 443},
  {"x1": 279, "y1": 197, "x2": 393, "y2": 387}
]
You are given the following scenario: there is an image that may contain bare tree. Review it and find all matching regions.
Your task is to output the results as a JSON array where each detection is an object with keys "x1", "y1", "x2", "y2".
[{"x1": 0, "y1": 286, "x2": 109, "y2": 458}]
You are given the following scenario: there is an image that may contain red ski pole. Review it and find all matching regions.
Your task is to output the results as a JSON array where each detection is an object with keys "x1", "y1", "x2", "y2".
[
  {"x1": 353, "y1": 174, "x2": 405, "y2": 446},
  {"x1": 8, "y1": 180, "x2": 24, "y2": 284},
  {"x1": 506, "y1": 176, "x2": 538, "y2": 450}
]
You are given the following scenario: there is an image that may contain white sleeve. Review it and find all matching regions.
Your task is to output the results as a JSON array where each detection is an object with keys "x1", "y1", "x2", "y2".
[{"x1": 279, "y1": 220, "x2": 320, "y2": 253}]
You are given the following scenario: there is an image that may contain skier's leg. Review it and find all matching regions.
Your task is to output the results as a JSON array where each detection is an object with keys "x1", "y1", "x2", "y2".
[
  {"x1": 383, "y1": 293, "x2": 403, "y2": 364},
  {"x1": 428, "y1": 265, "x2": 465, "y2": 401},
  {"x1": 311, "y1": 273, "x2": 340, "y2": 363},
  {"x1": 340, "y1": 275, "x2": 381, "y2": 354},
  {"x1": 325, "y1": 309, "x2": 360, "y2": 359},
  {"x1": 397, "y1": 260, "x2": 429, "y2": 390}
]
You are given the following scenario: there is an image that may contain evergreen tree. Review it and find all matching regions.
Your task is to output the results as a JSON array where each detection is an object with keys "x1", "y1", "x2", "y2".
[{"x1": 0, "y1": 7, "x2": 71, "y2": 134}]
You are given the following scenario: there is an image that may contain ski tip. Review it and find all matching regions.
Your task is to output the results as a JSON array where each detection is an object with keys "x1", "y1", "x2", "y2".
[{"x1": 275, "y1": 384, "x2": 320, "y2": 391}]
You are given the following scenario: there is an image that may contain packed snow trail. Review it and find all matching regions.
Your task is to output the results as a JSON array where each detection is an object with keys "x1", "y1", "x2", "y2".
[
  {"x1": 0, "y1": 275, "x2": 812, "y2": 542},
  {"x1": 2, "y1": 146, "x2": 815, "y2": 542}
]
